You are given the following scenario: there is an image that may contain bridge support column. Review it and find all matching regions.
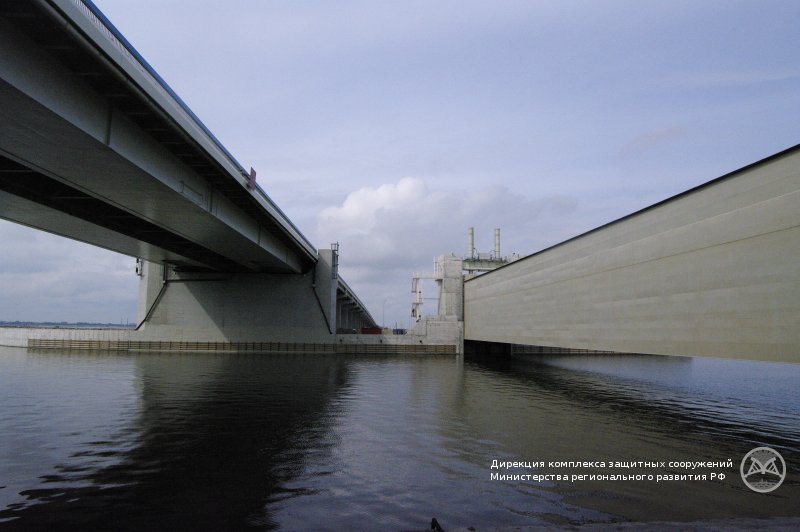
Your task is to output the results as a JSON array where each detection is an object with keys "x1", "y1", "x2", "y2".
[
  {"x1": 336, "y1": 300, "x2": 361, "y2": 332},
  {"x1": 314, "y1": 248, "x2": 338, "y2": 334},
  {"x1": 136, "y1": 260, "x2": 165, "y2": 326},
  {"x1": 135, "y1": 253, "x2": 339, "y2": 342}
]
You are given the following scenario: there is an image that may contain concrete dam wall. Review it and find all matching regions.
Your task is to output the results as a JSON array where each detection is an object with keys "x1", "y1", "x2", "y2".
[{"x1": 464, "y1": 146, "x2": 800, "y2": 363}]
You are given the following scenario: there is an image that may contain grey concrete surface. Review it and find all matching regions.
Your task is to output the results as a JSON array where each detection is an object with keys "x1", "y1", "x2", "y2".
[
  {"x1": 465, "y1": 146, "x2": 800, "y2": 363},
  {"x1": 0, "y1": 11, "x2": 309, "y2": 272}
]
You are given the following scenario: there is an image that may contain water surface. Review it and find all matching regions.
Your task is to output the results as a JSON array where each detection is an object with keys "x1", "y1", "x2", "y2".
[{"x1": 0, "y1": 346, "x2": 797, "y2": 529}]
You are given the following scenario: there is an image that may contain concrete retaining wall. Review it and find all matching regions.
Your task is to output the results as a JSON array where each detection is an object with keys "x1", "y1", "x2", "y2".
[
  {"x1": 464, "y1": 146, "x2": 800, "y2": 363},
  {"x1": 335, "y1": 323, "x2": 463, "y2": 354},
  {"x1": 0, "y1": 327, "x2": 457, "y2": 354}
]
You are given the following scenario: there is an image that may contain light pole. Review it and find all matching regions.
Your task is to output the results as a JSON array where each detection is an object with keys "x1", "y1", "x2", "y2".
[{"x1": 382, "y1": 299, "x2": 388, "y2": 328}]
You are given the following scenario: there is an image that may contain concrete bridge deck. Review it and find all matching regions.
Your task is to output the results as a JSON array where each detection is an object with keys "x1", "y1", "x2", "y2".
[
  {"x1": 0, "y1": 0, "x2": 375, "y2": 340},
  {"x1": 0, "y1": 0, "x2": 312, "y2": 273}
]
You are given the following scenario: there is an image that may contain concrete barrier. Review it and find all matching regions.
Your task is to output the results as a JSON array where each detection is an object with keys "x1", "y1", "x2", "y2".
[
  {"x1": 465, "y1": 145, "x2": 800, "y2": 363},
  {"x1": 0, "y1": 327, "x2": 456, "y2": 355}
]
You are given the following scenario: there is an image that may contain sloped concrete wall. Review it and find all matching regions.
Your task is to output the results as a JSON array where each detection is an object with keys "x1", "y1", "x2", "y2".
[
  {"x1": 464, "y1": 147, "x2": 800, "y2": 363},
  {"x1": 135, "y1": 258, "x2": 336, "y2": 343}
]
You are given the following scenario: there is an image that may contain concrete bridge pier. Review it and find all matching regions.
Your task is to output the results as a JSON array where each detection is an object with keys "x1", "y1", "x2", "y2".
[
  {"x1": 135, "y1": 250, "x2": 340, "y2": 343},
  {"x1": 336, "y1": 298, "x2": 369, "y2": 332}
]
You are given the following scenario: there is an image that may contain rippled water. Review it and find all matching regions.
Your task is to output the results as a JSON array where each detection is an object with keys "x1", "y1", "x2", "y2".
[{"x1": 0, "y1": 346, "x2": 797, "y2": 530}]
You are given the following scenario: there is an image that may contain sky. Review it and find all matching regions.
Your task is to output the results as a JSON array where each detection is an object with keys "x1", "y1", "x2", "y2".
[{"x1": 1, "y1": 0, "x2": 799, "y2": 327}]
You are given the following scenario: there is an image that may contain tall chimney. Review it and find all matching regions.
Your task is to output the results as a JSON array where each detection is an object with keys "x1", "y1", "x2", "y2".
[
  {"x1": 494, "y1": 228, "x2": 501, "y2": 259},
  {"x1": 468, "y1": 227, "x2": 475, "y2": 259}
]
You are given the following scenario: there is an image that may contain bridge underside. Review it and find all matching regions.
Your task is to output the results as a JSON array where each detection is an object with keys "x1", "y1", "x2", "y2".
[
  {"x1": 0, "y1": 0, "x2": 376, "y2": 340},
  {"x1": 464, "y1": 146, "x2": 800, "y2": 363},
  {"x1": 0, "y1": 154, "x2": 245, "y2": 272},
  {"x1": 0, "y1": 8, "x2": 306, "y2": 273}
]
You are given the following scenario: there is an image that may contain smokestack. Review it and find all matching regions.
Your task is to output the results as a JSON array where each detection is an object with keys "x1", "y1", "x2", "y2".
[
  {"x1": 494, "y1": 228, "x2": 500, "y2": 258},
  {"x1": 468, "y1": 227, "x2": 475, "y2": 259}
]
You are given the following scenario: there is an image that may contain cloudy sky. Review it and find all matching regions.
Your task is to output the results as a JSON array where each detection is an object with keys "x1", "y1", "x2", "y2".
[{"x1": 2, "y1": 0, "x2": 799, "y2": 327}]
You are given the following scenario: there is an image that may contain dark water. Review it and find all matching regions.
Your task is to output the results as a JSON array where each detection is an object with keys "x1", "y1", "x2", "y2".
[{"x1": 0, "y1": 346, "x2": 798, "y2": 530}]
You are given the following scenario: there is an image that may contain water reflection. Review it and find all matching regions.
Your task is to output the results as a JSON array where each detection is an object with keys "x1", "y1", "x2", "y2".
[
  {"x1": 462, "y1": 352, "x2": 800, "y2": 522},
  {"x1": 1, "y1": 351, "x2": 350, "y2": 530},
  {"x1": 0, "y1": 348, "x2": 798, "y2": 529}
]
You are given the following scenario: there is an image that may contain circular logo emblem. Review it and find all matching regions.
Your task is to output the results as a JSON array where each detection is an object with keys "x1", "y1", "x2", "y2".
[{"x1": 740, "y1": 447, "x2": 786, "y2": 493}]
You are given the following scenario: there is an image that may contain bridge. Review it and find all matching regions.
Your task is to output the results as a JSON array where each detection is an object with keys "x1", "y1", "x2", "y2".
[
  {"x1": 464, "y1": 145, "x2": 800, "y2": 363},
  {"x1": 0, "y1": 0, "x2": 375, "y2": 342},
  {"x1": 4, "y1": 1, "x2": 797, "y2": 359}
]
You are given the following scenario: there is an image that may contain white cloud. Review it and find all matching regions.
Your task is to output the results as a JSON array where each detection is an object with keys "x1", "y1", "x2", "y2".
[
  {"x1": 319, "y1": 177, "x2": 426, "y2": 234},
  {"x1": 316, "y1": 178, "x2": 580, "y2": 327}
]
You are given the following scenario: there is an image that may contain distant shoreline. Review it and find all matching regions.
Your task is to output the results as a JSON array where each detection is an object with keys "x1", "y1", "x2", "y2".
[{"x1": 0, "y1": 321, "x2": 135, "y2": 330}]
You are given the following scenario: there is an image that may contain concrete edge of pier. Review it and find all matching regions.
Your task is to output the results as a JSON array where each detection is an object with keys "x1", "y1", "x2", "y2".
[{"x1": 0, "y1": 326, "x2": 460, "y2": 355}]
